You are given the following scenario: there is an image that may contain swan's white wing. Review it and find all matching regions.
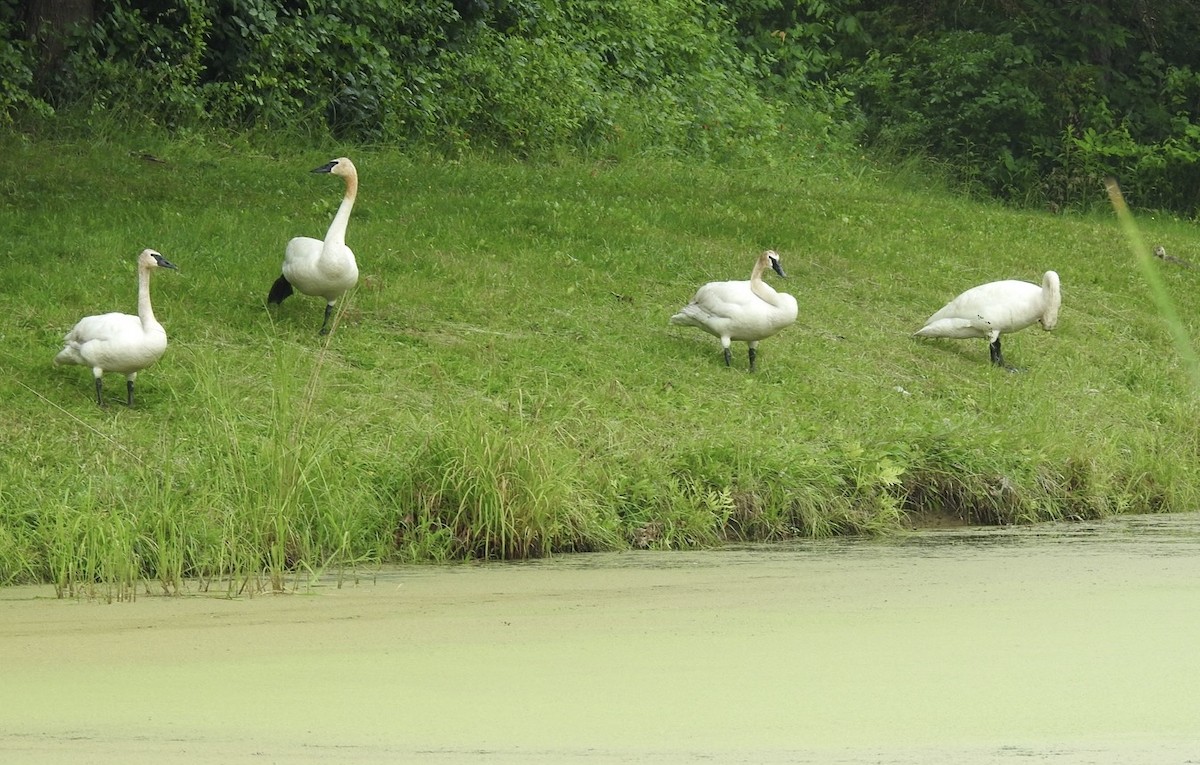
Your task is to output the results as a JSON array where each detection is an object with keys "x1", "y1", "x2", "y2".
[
  {"x1": 282, "y1": 237, "x2": 358, "y2": 300},
  {"x1": 914, "y1": 316, "x2": 991, "y2": 339},
  {"x1": 282, "y1": 236, "x2": 323, "y2": 274},
  {"x1": 918, "y1": 280, "x2": 1043, "y2": 337},
  {"x1": 61, "y1": 312, "x2": 141, "y2": 346},
  {"x1": 56, "y1": 312, "x2": 165, "y2": 372},
  {"x1": 671, "y1": 280, "x2": 796, "y2": 341}
]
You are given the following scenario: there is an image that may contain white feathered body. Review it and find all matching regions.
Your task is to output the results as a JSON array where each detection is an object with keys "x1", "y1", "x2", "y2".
[
  {"x1": 671, "y1": 279, "x2": 798, "y2": 342},
  {"x1": 915, "y1": 272, "x2": 1060, "y2": 341},
  {"x1": 282, "y1": 235, "x2": 358, "y2": 302},
  {"x1": 55, "y1": 312, "x2": 168, "y2": 375}
]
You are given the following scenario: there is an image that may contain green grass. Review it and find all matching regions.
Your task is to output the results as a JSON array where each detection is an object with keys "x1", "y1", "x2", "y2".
[{"x1": 2, "y1": 128, "x2": 1199, "y2": 595}]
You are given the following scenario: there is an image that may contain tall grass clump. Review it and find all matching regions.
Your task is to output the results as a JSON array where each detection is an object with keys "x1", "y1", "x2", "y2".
[
  {"x1": 177, "y1": 331, "x2": 395, "y2": 594},
  {"x1": 392, "y1": 405, "x2": 620, "y2": 560}
]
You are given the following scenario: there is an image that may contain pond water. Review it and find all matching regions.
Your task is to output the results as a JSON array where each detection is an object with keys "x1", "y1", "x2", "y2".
[{"x1": 2, "y1": 514, "x2": 1200, "y2": 764}]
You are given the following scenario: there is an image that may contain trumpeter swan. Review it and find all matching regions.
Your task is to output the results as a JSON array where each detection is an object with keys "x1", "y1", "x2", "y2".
[
  {"x1": 54, "y1": 248, "x2": 178, "y2": 406},
  {"x1": 670, "y1": 250, "x2": 799, "y2": 371},
  {"x1": 268, "y1": 157, "x2": 359, "y2": 334},
  {"x1": 914, "y1": 270, "x2": 1061, "y2": 368}
]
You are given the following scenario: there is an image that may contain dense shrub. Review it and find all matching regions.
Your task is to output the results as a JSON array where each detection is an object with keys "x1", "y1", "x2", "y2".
[
  {"x1": 838, "y1": 1, "x2": 1200, "y2": 213},
  {"x1": 4, "y1": 0, "x2": 789, "y2": 159},
  {"x1": 0, "y1": 3, "x2": 51, "y2": 122},
  {"x1": 845, "y1": 31, "x2": 1054, "y2": 199},
  {"x1": 8, "y1": 0, "x2": 1200, "y2": 213}
]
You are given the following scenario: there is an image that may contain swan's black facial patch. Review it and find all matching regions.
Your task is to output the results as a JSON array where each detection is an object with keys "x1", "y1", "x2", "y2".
[{"x1": 769, "y1": 256, "x2": 787, "y2": 279}]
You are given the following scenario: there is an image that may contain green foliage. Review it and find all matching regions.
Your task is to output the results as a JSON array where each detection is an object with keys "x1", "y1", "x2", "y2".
[
  {"x1": 0, "y1": 4, "x2": 52, "y2": 122},
  {"x1": 199, "y1": 0, "x2": 459, "y2": 141},
  {"x1": 847, "y1": 31, "x2": 1051, "y2": 199},
  {"x1": 51, "y1": 0, "x2": 212, "y2": 126},
  {"x1": 726, "y1": 0, "x2": 861, "y2": 90},
  {"x1": 838, "y1": 2, "x2": 1200, "y2": 213},
  {"x1": 5, "y1": 0, "x2": 793, "y2": 159}
]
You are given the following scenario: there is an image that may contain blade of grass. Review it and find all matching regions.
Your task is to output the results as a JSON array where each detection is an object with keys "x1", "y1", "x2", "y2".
[{"x1": 1105, "y1": 177, "x2": 1200, "y2": 390}]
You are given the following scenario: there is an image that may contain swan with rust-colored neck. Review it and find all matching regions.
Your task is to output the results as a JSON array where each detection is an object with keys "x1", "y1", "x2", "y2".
[
  {"x1": 670, "y1": 250, "x2": 798, "y2": 371},
  {"x1": 268, "y1": 157, "x2": 360, "y2": 334}
]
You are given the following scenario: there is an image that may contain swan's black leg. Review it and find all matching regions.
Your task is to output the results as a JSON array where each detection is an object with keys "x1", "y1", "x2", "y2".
[
  {"x1": 989, "y1": 338, "x2": 1004, "y2": 367},
  {"x1": 748, "y1": 346, "x2": 758, "y2": 372},
  {"x1": 94, "y1": 377, "x2": 104, "y2": 407},
  {"x1": 319, "y1": 303, "x2": 334, "y2": 335},
  {"x1": 268, "y1": 275, "x2": 293, "y2": 305},
  {"x1": 723, "y1": 347, "x2": 732, "y2": 367},
  {"x1": 126, "y1": 379, "x2": 135, "y2": 407}
]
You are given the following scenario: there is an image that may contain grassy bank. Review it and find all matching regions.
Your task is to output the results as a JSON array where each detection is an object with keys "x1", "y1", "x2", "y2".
[{"x1": 2, "y1": 131, "x2": 1198, "y2": 596}]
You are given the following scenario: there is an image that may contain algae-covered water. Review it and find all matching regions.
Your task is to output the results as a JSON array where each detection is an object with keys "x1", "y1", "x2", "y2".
[{"x1": 2, "y1": 515, "x2": 1199, "y2": 764}]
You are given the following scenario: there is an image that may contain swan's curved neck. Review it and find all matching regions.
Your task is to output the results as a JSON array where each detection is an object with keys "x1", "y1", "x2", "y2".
[
  {"x1": 137, "y1": 264, "x2": 158, "y2": 329},
  {"x1": 749, "y1": 257, "x2": 782, "y2": 305},
  {"x1": 323, "y1": 173, "x2": 358, "y2": 249},
  {"x1": 1041, "y1": 271, "x2": 1061, "y2": 327}
]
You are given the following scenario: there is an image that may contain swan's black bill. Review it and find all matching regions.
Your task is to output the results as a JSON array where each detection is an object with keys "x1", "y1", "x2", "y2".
[{"x1": 312, "y1": 161, "x2": 338, "y2": 174}]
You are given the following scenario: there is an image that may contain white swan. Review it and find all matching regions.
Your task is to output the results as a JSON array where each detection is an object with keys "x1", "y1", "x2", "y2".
[
  {"x1": 914, "y1": 270, "x2": 1061, "y2": 368},
  {"x1": 268, "y1": 157, "x2": 359, "y2": 334},
  {"x1": 670, "y1": 250, "x2": 799, "y2": 371},
  {"x1": 54, "y1": 248, "x2": 178, "y2": 406}
]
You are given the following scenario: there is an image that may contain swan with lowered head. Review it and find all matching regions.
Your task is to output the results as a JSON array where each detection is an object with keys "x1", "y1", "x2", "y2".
[
  {"x1": 914, "y1": 270, "x2": 1061, "y2": 369},
  {"x1": 670, "y1": 250, "x2": 799, "y2": 371},
  {"x1": 54, "y1": 248, "x2": 178, "y2": 406},
  {"x1": 268, "y1": 157, "x2": 359, "y2": 334}
]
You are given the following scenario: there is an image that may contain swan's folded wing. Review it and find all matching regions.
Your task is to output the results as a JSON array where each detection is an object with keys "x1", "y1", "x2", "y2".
[
  {"x1": 914, "y1": 316, "x2": 991, "y2": 339},
  {"x1": 670, "y1": 301, "x2": 717, "y2": 326},
  {"x1": 63, "y1": 312, "x2": 141, "y2": 343}
]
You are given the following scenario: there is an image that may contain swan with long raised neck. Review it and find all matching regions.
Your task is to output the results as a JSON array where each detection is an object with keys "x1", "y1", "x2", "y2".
[
  {"x1": 55, "y1": 248, "x2": 178, "y2": 406},
  {"x1": 268, "y1": 157, "x2": 359, "y2": 334},
  {"x1": 670, "y1": 250, "x2": 799, "y2": 371},
  {"x1": 915, "y1": 270, "x2": 1061, "y2": 369}
]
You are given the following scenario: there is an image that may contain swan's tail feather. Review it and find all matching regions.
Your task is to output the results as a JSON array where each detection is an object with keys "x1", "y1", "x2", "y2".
[
  {"x1": 54, "y1": 345, "x2": 81, "y2": 366},
  {"x1": 268, "y1": 275, "x2": 294, "y2": 305},
  {"x1": 914, "y1": 317, "x2": 984, "y2": 339},
  {"x1": 669, "y1": 305, "x2": 705, "y2": 326}
]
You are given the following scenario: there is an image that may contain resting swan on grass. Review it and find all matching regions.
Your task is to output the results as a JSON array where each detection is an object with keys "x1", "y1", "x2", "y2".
[
  {"x1": 670, "y1": 250, "x2": 798, "y2": 371},
  {"x1": 54, "y1": 248, "x2": 178, "y2": 407},
  {"x1": 268, "y1": 157, "x2": 359, "y2": 334},
  {"x1": 914, "y1": 270, "x2": 1061, "y2": 369}
]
